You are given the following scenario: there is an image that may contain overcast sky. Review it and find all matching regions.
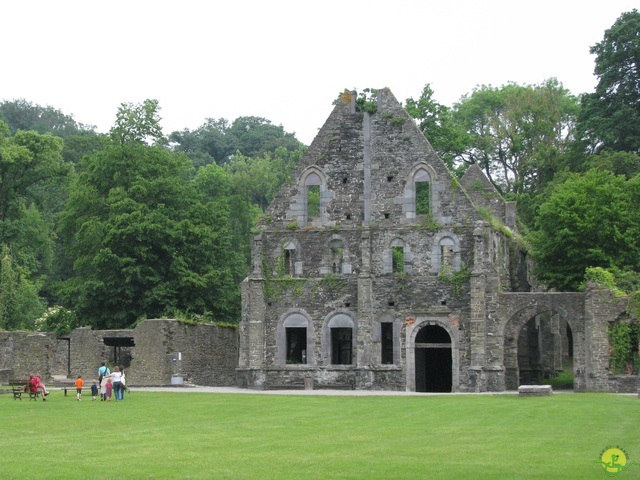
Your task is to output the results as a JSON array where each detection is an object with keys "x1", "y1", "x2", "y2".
[{"x1": 2, "y1": 1, "x2": 637, "y2": 145}]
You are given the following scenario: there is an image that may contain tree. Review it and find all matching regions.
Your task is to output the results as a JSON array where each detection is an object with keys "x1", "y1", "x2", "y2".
[
  {"x1": 0, "y1": 122, "x2": 71, "y2": 311},
  {"x1": 577, "y1": 10, "x2": 640, "y2": 154},
  {"x1": 529, "y1": 169, "x2": 640, "y2": 291},
  {"x1": 0, "y1": 245, "x2": 44, "y2": 330},
  {"x1": 405, "y1": 84, "x2": 467, "y2": 171},
  {"x1": 57, "y1": 142, "x2": 242, "y2": 328},
  {"x1": 169, "y1": 116, "x2": 303, "y2": 166},
  {"x1": 0, "y1": 99, "x2": 90, "y2": 138},
  {"x1": 451, "y1": 79, "x2": 579, "y2": 195},
  {"x1": 110, "y1": 99, "x2": 165, "y2": 146},
  {"x1": 169, "y1": 118, "x2": 233, "y2": 167}
]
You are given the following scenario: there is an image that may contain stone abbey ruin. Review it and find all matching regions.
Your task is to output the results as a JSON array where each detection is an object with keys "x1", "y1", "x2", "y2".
[
  {"x1": 237, "y1": 88, "x2": 637, "y2": 393},
  {"x1": 1, "y1": 89, "x2": 637, "y2": 392}
]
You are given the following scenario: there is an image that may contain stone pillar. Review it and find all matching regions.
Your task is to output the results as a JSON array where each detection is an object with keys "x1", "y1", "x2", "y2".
[
  {"x1": 468, "y1": 223, "x2": 487, "y2": 391},
  {"x1": 362, "y1": 112, "x2": 372, "y2": 225},
  {"x1": 357, "y1": 230, "x2": 373, "y2": 369},
  {"x1": 583, "y1": 286, "x2": 626, "y2": 392}
]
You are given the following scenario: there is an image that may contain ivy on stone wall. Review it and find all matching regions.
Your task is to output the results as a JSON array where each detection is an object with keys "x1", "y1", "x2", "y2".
[
  {"x1": 438, "y1": 265, "x2": 471, "y2": 298},
  {"x1": 608, "y1": 320, "x2": 639, "y2": 374},
  {"x1": 262, "y1": 255, "x2": 305, "y2": 302}
]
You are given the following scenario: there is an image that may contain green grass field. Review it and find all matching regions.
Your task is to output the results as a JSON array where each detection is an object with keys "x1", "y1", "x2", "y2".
[{"x1": 1, "y1": 390, "x2": 638, "y2": 479}]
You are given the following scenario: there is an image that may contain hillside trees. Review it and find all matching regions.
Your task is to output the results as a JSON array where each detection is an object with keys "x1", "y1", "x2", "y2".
[
  {"x1": 0, "y1": 121, "x2": 73, "y2": 328},
  {"x1": 169, "y1": 115, "x2": 303, "y2": 167}
]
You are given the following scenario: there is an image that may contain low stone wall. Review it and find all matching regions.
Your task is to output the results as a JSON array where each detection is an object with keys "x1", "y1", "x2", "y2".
[{"x1": 0, "y1": 320, "x2": 238, "y2": 387}]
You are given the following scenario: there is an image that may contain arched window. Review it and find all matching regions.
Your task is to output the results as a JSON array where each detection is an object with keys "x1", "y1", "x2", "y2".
[
  {"x1": 305, "y1": 172, "x2": 321, "y2": 224},
  {"x1": 387, "y1": 238, "x2": 409, "y2": 274},
  {"x1": 414, "y1": 169, "x2": 431, "y2": 215},
  {"x1": 402, "y1": 163, "x2": 439, "y2": 224},
  {"x1": 283, "y1": 314, "x2": 309, "y2": 364},
  {"x1": 329, "y1": 238, "x2": 343, "y2": 274},
  {"x1": 327, "y1": 314, "x2": 354, "y2": 365},
  {"x1": 431, "y1": 233, "x2": 461, "y2": 274},
  {"x1": 282, "y1": 241, "x2": 297, "y2": 276},
  {"x1": 276, "y1": 311, "x2": 313, "y2": 365}
]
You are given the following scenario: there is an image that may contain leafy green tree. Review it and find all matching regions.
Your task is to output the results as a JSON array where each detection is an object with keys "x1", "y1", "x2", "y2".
[
  {"x1": 58, "y1": 141, "x2": 241, "y2": 328},
  {"x1": 0, "y1": 122, "x2": 71, "y2": 310},
  {"x1": 227, "y1": 116, "x2": 303, "y2": 158},
  {"x1": 170, "y1": 116, "x2": 303, "y2": 166},
  {"x1": 0, "y1": 245, "x2": 44, "y2": 330},
  {"x1": 169, "y1": 118, "x2": 231, "y2": 167},
  {"x1": 405, "y1": 84, "x2": 468, "y2": 171},
  {"x1": 0, "y1": 99, "x2": 89, "y2": 137},
  {"x1": 62, "y1": 131, "x2": 109, "y2": 167},
  {"x1": 452, "y1": 79, "x2": 579, "y2": 195},
  {"x1": 529, "y1": 169, "x2": 640, "y2": 290},
  {"x1": 583, "y1": 150, "x2": 640, "y2": 179},
  {"x1": 110, "y1": 99, "x2": 165, "y2": 146},
  {"x1": 577, "y1": 10, "x2": 640, "y2": 154}
]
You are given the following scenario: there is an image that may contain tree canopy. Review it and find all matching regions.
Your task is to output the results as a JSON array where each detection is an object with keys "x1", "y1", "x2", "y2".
[
  {"x1": 529, "y1": 169, "x2": 640, "y2": 291},
  {"x1": 57, "y1": 141, "x2": 242, "y2": 328},
  {"x1": 577, "y1": 9, "x2": 640, "y2": 154}
]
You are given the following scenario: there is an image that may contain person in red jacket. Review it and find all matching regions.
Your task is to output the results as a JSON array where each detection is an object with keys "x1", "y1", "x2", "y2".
[{"x1": 28, "y1": 374, "x2": 48, "y2": 401}]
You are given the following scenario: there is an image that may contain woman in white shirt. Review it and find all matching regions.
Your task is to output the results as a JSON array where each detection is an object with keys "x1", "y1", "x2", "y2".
[{"x1": 111, "y1": 367, "x2": 123, "y2": 400}]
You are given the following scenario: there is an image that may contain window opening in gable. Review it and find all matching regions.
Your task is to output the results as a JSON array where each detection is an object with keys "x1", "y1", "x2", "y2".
[
  {"x1": 441, "y1": 244, "x2": 454, "y2": 275},
  {"x1": 381, "y1": 323, "x2": 394, "y2": 364},
  {"x1": 415, "y1": 180, "x2": 430, "y2": 215},
  {"x1": 330, "y1": 239, "x2": 343, "y2": 275},
  {"x1": 283, "y1": 247, "x2": 295, "y2": 276},
  {"x1": 392, "y1": 246, "x2": 404, "y2": 273},
  {"x1": 286, "y1": 327, "x2": 307, "y2": 364},
  {"x1": 331, "y1": 327, "x2": 353, "y2": 365},
  {"x1": 307, "y1": 184, "x2": 320, "y2": 218}
]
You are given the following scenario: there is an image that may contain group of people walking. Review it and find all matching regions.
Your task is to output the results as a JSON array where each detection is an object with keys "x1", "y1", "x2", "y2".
[
  {"x1": 26, "y1": 362, "x2": 127, "y2": 402},
  {"x1": 72, "y1": 362, "x2": 127, "y2": 401},
  {"x1": 96, "y1": 362, "x2": 126, "y2": 401}
]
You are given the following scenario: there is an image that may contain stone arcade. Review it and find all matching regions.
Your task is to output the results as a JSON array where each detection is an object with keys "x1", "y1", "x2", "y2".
[{"x1": 237, "y1": 89, "x2": 638, "y2": 393}]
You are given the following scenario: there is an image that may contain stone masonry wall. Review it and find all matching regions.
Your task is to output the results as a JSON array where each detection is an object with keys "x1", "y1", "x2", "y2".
[{"x1": 0, "y1": 319, "x2": 238, "y2": 386}]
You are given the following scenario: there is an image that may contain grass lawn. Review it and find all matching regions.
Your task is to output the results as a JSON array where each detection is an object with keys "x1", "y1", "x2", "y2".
[{"x1": 1, "y1": 390, "x2": 638, "y2": 479}]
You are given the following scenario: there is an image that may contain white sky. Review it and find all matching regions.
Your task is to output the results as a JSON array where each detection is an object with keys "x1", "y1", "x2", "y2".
[{"x1": 2, "y1": 0, "x2": 638, "y2": 145}]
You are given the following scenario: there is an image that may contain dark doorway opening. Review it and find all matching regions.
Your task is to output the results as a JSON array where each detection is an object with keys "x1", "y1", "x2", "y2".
[
  {"x1": 415, "y1": 325, "x2": 452, "y2": 392},
  {"x1": 103, "y1": 337, "x2": 135, "y2": 368}
]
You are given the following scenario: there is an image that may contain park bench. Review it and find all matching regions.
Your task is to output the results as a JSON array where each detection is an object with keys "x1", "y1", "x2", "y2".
[{"x1": 9, "y1": 380, "x2": 40, "y2": 401}]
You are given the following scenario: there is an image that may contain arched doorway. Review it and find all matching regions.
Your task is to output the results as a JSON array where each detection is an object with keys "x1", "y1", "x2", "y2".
[
  {"x1": 415, "y1": 325, "x2": 452, "y2": 392},
  {"x1": 507, "y1": 311, "x2": 574, "y2": 389}
]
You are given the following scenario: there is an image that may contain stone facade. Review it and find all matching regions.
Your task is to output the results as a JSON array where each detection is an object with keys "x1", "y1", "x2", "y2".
[
  {"x1": 0, "y1": 319, "x2": 238, "y2": 386},
  {"x1": 237, "y1": 88, "x2": 638, "y2": 392}
]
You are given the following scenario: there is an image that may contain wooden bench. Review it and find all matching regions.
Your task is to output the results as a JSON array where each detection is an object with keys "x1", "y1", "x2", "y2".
[
  {"x1": 518, "y1": 385, "x2": 553, "y2": 396},
  {"x1": 10, "y1": 380, "x2": 42, "y2": 401}
]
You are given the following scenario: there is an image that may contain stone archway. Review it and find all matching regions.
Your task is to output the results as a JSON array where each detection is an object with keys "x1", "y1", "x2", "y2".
[{"x1": 499, "y1": 293, "x2": 586, "y2": 391}]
